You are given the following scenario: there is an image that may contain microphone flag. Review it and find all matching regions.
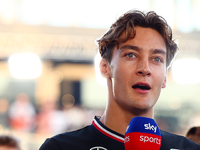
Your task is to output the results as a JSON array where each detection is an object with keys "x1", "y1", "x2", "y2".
[{"x1": 124, "y1": 117, "x2": 161, "y2": 150}]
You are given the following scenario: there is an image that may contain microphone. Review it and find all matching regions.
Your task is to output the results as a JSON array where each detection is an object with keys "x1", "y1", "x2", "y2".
[{"x1": 124, "y1": 117, "x2": 161, "y2": 150}]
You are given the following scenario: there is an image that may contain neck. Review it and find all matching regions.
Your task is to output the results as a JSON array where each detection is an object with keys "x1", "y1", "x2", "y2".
[{"x1": 100, "y1": 99, "x2": 154, "y2": 135}]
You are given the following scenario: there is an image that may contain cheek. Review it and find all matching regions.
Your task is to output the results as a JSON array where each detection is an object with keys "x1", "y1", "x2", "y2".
[
  {"x1": 156, "y1": 71, "x2": 167, "y2": 88},
  {"x1": 111, "y1": 63, "x2": 131, "y2": 80},
  {"x1": 112, "y1": 67, "x2": 133, "y2": 93}
]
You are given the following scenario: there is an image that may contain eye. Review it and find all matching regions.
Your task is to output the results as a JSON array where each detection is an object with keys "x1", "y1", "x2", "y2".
[
  {"x1": 153, "y1": 57, "x2": 163, "y2": 63},
  {"x1": 126, "y1": 53, "x2": 136, "y2": 58}
]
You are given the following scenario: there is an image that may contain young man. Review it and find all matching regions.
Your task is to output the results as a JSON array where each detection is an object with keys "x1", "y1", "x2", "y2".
[{"x1": 39, "y1": 10, "x2": 200, "y2": 150}]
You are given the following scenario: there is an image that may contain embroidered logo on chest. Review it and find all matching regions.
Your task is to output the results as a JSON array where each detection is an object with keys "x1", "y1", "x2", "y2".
[{"x1": 90, "y1": 146, "x2": 108, "y2": 150}]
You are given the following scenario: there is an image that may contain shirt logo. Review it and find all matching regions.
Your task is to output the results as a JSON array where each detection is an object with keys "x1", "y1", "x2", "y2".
[{"x1": 90, "y1": 146, "x2": 107, "y2": 150}]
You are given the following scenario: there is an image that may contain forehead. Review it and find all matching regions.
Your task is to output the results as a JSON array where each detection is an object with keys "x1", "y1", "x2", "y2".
[{"x1": 119, "y1": 26, "x2": 166, "y2": 52}]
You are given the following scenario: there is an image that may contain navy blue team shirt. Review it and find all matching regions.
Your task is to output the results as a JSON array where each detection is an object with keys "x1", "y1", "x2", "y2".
[{"x1": 39, "y1": 116, "x2": 200, "y2": 150}]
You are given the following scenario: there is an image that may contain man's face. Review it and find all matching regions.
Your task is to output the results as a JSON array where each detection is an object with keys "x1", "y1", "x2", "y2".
[{"x1": 108, "y1": 26, "x2": 167, "y2": 112}]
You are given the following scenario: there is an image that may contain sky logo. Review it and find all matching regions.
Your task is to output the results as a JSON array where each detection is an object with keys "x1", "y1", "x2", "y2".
[{"x1": 144, "y1": 123, "x2": 157, "y2": 133}]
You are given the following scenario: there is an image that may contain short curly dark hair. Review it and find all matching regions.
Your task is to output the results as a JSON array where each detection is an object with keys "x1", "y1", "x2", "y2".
[
  {"x1": 0, "y1": 135, "x2": 20, "y2": 150},
  {"x1": 97, "y1": 10, "x2": 178, "y2": 68}
]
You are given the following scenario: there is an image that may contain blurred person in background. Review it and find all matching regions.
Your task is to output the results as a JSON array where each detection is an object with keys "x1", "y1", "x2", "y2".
[
  {"x1": 62, "y1": 105, "x2": 89, "y2": 131},
  {"x1": 8, "y1": 93, "x2": 36, "y2": 132},
  {"x1": 186, "y1": 126, "x2": 200, "y2": 145},
  {"x1": 0, "y1": 99, "x2": 10, "y2": 130},
  {"x1": 39, "y1": 10, "x2": 200, "y2": 150},
  {"x1": 35, "y1": 100, "x2": 66, "y2": 135},
  {"x1": 0, "y1": 135, "x2": 20, "y2": 150}
]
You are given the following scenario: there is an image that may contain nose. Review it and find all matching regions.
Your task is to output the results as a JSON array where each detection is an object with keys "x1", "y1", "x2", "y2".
[{"x1": 136, "y1": 59, "x2": 151, "y2": 76}]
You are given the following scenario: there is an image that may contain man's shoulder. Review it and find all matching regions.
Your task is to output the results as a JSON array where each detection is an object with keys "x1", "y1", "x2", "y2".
[
  {"x1": 160, "y1": 130, "x2": 200, "y2": 150},
  {"x1": 161, "y1": 130, "x2": 191, "y2": 140},
  {"x1": 39, "y1": 125, "x2": 94, "y2": 150},
  {"x1": 161, "y1": 130, "x2": 183, "y2": 138},
  {"x1": 50, "y1": 125, "x2": 96, "y2": 145},
  {"x1": 53, "y1": 125, "x2": 93, "y2": 140}
]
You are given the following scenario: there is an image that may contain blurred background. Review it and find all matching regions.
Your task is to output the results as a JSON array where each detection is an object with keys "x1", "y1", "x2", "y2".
[{"x1": 0, "y1": 0, "x2": 200, "y2": 149}]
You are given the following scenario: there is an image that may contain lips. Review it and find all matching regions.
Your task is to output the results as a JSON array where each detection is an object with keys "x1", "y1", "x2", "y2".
[{"x1": 132, "y1": 82, "x2": 151, "y2": 94}]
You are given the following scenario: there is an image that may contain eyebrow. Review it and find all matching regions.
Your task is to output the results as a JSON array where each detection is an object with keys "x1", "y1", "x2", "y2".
[
  {"x1": 120, "y1": 45, "x2": 140, "y2": 51},
  {"x1": 153, "y1": 49, "x2": 166, "y2": 56},
  {"x1": 120, "y1": 44, "x2": 166, "y2": 56}
]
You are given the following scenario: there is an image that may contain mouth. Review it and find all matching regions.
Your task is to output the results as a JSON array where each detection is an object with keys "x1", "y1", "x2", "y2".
[{"x1": 132, "y1": 82, "x2": 151, "y2": 91}]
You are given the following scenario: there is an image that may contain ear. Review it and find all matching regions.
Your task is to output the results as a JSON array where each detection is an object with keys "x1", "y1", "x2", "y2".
[
  {"x1": 100, "y1": 58, "x2": 111, "y2": 78},
  {"x1": 162, "y1": 75, "x2": 167, "y2": 88}
]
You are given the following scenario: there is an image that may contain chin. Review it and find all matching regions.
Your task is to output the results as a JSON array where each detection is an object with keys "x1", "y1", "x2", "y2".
[{"x1": 128, "y1": 104, "x2": 154, "y2": 115}]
